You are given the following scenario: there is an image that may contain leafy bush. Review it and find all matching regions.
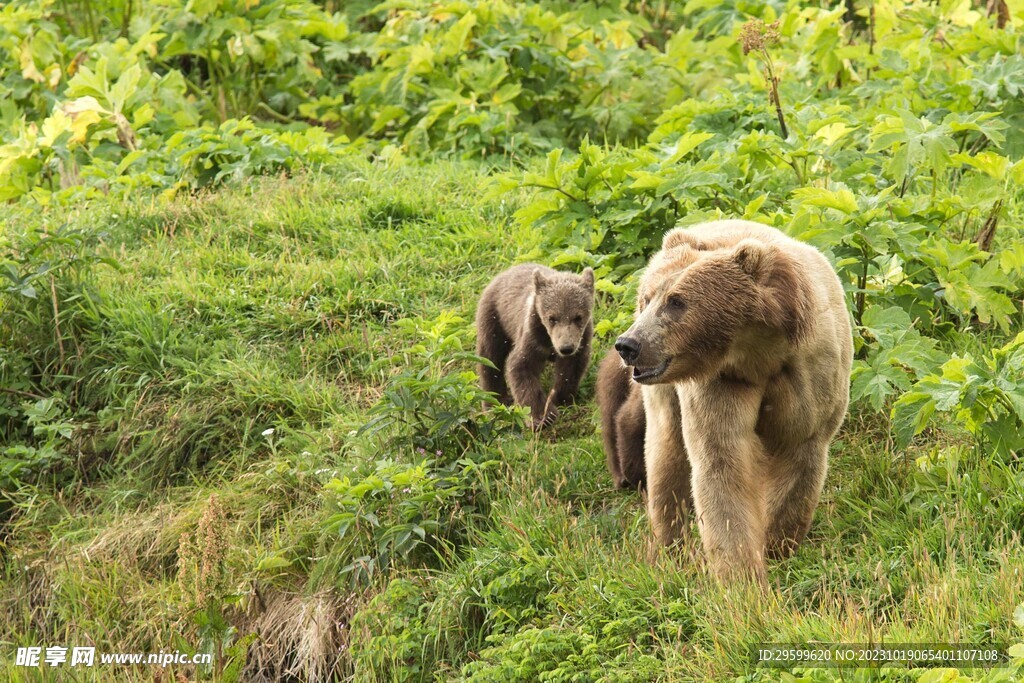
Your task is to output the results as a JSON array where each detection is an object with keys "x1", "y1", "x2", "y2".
[
  {"x1": 0, "y1": 221, "x2": 116, "y2": 511},
  {"x1": 348, "y1": 578, "x2": 440, "y2": 681},
  {"x1": 304, "y1": 1, "x2": 673, "y2": 157},
  {"x1": 359, "y1": 311, "x2": 524, "y2": 459},
  {"x1": 151, "y1": 0, "x2": 350, "y2": 121},
  {"x1": 850, "y1": 305, "x2": 946, "y2": 411},
  {"x1": 320, "y1": 457, "x2": 493, "y2": 583},
  {"x1": 0, "y1": 398, "x2": 76, "y2": 523},
  {"x1": 316, "y1": 312, "x2": 520, "y2": 585},
  {"x1": 0, "y1": 0, "x2": 352, "y2": 203},
  {"x1": 895, "y1": 331, "x2": 1024, "y2": 459},
  {"x1": 462, "y1": 624, "x2": 663, "y2": 683}
]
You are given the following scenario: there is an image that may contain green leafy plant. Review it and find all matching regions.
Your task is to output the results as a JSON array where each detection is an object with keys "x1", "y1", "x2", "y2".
[
  {"x1": 894, "y1": 331, "x2": 1024, "y2": 459},
  {"x1": 850, "y1": 305, "x2": 945, "y2": 411},
  {"x1": 304, "y1": 1, "x2": 672, "y2": 157},
  {"x1": 320, "y1": 457, "x2": 494, "y2": 583},
  {"x1": 359, "y1": 311, "x2": 524, "y2": 459},
  {"x1": 0, "y1": 398, "x2": 76, "y2": 524}
]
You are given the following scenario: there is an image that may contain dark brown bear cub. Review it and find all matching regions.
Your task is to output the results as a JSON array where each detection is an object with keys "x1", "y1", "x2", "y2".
[
  {"x1": 596, "y1": 349, "x2": 646, "y2": 490},
  {"x1": 476, "y1": 264, "x2": 594, "y2": 430}
]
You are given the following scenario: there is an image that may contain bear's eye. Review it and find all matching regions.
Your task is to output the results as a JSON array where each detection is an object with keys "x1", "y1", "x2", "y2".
[
  {"x1": 666, "y1": 295, "x2": 686, "y2": 311},
  {"x1": 549, "y1": 317, "x2": 558, "y2": 325},
  {"x1": 572, "y1": 315, "x2": 582, "y2": 324}
]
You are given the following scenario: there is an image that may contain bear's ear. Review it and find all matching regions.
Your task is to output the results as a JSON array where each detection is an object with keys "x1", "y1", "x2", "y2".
[
  {"x1": 733, "y1": 240, "x2": 812, "y2": 343},
  {"x1": 732, "y1": 239, "x2": 775, "y2": 280},
  {"x1": 580, "y1": 267, "x2": 595, "y2": 291},
  {"x1": 533, "y1": 268, "x2": 549, "y2": 292},
  {"x1": 662, "y1": 229, "x2": 705, "y2": 252}
]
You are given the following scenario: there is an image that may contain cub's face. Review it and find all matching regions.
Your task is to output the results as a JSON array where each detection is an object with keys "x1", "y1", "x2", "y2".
[
  {"x1": 533, "y1": 268, "x2": 595, "y2": 356},
  {"x1": 616, "y1": 243, "x2": 761, "y2": 384}
]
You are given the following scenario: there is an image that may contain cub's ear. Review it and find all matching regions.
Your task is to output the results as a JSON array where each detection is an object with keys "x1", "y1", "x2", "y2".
[
  {"x1": 662, "y1": 229, "x2": 706, "y2": 252},
  {"x1": 732, "y1": 239, "x2": 775, "y2": 280},
  {"x1": 533, "y1": 268, "x2": 550, "y2": 291},
  {"x1": 580, "y1": 267, "x2": 595, "y2": 291}
]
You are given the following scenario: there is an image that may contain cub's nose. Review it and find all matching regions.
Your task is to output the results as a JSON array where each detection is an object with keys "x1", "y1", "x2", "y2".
[
  {"x1": 615, "y1": 336, "x2": 640, "y2": 365},
  {"x1": 558, "y1": 344, "x2": 575, "y2": 356}
]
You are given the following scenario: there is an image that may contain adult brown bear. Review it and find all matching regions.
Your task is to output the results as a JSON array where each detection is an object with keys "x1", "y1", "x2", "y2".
[{"x1": 614, "y1": 220, "x2": 852, "y2": 583}]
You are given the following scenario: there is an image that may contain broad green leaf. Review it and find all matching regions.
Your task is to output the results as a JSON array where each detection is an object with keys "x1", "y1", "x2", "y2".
[
  {"x1": 663, "y1": 132, "x2": 714, "y2": 165},
  {"x1": 254, "y1": 556, "x2": 292, "y2": 572},
  {"x1": 953, "y1": 150, "x2": 1009, "y2": 179},
  {"x1": 61, "y1": 97, "x2": 106, "y2": 143},
  {"x1": 108, "y1": 63, "x2": 141, "y2": 113},
  {"x1": 628, "y1": 171, "x2": 663, "y2": 191},
  {"x1": 851, "y1": 359, "x2": 910, "y2": 410},
  {"x1": 439, "y1": 12, "x2": 477, "y2": 60},
  {"x1": 939, "y1": 357, "x2": 973, "y2": 383},
  {"x1": 892, "y1": 391, "x2": 936, "y2": 447},
  {"x1": 790, "y1": 186, "x2": 858, "y2": 214},
  {"x1": 544, "y1": 148, "x2": 563, "y2": 186},
  {"x1": 39, "y1": 111, "x2": 71, "y2": 147},
  {"x1": 814, "y1": 122, "x2": 854, "y2": 146},
  {"x1": 860, "y1": 305, "x2": 913, "y2": 345},
  {"x1": 916, "y1": 669, "x2": 958, "y2": 683},
  {"x1": 999, "y1": 243, "x2": 1024, "y2": 277},
  {"x1": 742, "y1": 194, "x2": 767, "y2": 219}
]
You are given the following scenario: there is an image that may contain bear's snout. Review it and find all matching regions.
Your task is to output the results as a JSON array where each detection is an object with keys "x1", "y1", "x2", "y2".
[
  {"x1": 558, "y1": 344, "x2": 576, "y2": 356},
  {"x1": 615, "y1": 336, "x2": 641, "y2": 365}
]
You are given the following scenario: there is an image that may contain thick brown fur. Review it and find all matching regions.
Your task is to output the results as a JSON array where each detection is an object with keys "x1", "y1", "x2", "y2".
[
  {"x1": 616, "y1": 220, "x2": 853, "y2": 584},
  {"x1": 596, "y1": 349, "x2": 646, "y2": 490},
  {"x1": 476, "y1": 264, "x2": 595, "y2": 429}
]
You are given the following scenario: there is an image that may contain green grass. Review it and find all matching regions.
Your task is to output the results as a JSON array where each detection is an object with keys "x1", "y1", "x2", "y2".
[{"x1": 1, "y1": 160, "x2": 1022, "y2": 682}]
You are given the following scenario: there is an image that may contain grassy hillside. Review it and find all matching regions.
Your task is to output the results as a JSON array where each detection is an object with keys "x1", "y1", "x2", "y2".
[
  {"x1": 4, "y1": 0, "x2": 1024, "y2": 680},
  {"x1": 1, "y1": 160, "x2": 1022, "y2": 681}
]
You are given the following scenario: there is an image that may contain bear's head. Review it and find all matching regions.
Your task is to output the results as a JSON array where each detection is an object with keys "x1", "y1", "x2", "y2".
[
  {"x1": 533, "y1": 267, "x2": 595, "y2": 357},
  {"x1": 615, "y1": 234, "x2": 810, "y2": 384}
]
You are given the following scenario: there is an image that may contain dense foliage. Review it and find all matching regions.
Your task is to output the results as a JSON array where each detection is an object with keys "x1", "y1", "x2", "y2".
[{"x1": 2, "y1": 0, "x2": 1024, "y2": 681}]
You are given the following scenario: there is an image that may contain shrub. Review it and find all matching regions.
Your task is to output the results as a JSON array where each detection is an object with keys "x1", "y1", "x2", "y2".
[
  {"x1": 358, "y1": 311, "x2": 524, "y2": 459},
  {"x1": 318, "y1": 456, "x2": 494, "y2": 584}
]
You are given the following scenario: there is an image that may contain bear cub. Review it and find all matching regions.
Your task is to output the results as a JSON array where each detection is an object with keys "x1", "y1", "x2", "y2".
[
  {"x1": 596, "y1": 349, "x2": 646, "y2": 490},
  {"x1": 476, "y1": 264, "x2": 594, "y2": 429}
]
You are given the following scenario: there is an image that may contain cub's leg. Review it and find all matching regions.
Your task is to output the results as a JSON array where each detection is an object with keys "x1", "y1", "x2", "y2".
[
  {"x1": 475, "y1": 300, "x2": 512, "y2": 403},
  {"x1": 600, "y1": 399, "x2": 625, "y2": 488},
  {"x1": 507, "y1": 345, "x2": 553, "y2": 429},
  {"x1": 763, "y1": 437, "x2": 829, "y2": 559},
  {"x1": 551, "y1": 328, "x2": 592, "y2": 406},
  {"x1": 642, "y1": 384, "x2": 691, "y2": 543},
  {"x1": 682, "y1": 381, "x2": 768, "y2": 583},
  {"x1": 616, "y1": 390, "x2": 646, "y2": 489}
]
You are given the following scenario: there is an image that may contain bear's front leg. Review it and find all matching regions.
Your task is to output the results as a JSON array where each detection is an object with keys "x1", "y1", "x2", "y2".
[
  {"x1": 475, "y1": 308, "x2": 513, "y2": 404},
  {"x1": 642, "y1": 383, "x2": 691, "y2": 544},
  {"x1": 681, "y1": 381, "x2": 768, "y2": 584},
  {"x1": 507, "y1": 346, "x2": 555, "y2": 429}
]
